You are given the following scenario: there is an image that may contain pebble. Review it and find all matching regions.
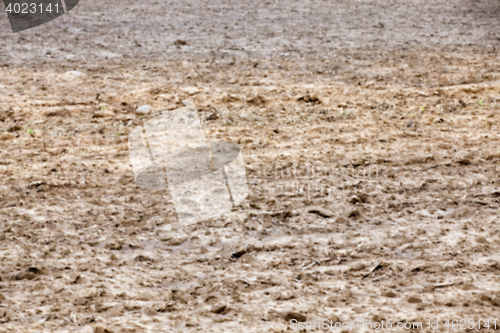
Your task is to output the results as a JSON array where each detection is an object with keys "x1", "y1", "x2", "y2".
[
  {"x1": 231, "y1": 246, "x2": 247, "y2": 259},
  {"x1": 0, "y1": 132, "x2": 15, "y2": 141},
  {"x1": 15, "y1": 271, "x2": 36, "y2": 280},
  {"x1": 334, "y1": 216, "x2": 349, "y2": 224},
  {"x1": 382, "y1": 291, "x2": 397, "y2": 298},
  {"x1": 0, "y1": 309, "x2": 10, "y2": 323},
  {"x1": 75, "y1": 297, "x2": 87, "y2": 306},
  {"x1": 180, "y1": 87, "x2": 199, "y2": 95},
  {"x1": 107, "y1": 304, "x2": 125, "y2": 317},
  {"x1": 93, "y1": 111, "x2": 114, "y2": 118},
  {"x1": 284, "y1": 311, "x2": 307, "y2": 322},
  {"x1": 211, "y1": 303, "x2": 227, "y2": 314},
  {"x1": 106, "y1": 241, "x2": 122, "y2": 250},
  {"x1": 349, "y1": 195, "x2": 362, "y2": 204},
  {"x1": 206, "y1": 112, "x2": 218, "y2": 120},
  {"x1": 182, "y1": 100, "x2": 196, "y2": 109},
  {"x1": 143, "y1": 307, "x2": 157, "y2": 316},
  {"x1": 408, "y1": 296, "x2": 422, "y2": 303},
  {"x1": 28, "y1": 181, "x2": 45, "y2": 189},
  {"x1": 476, "y1": 236, "x2": 488, "y2": 244},
  {"x1": 486, "y1": 152, "x2": 500, "y2": 160},
  {"x1": 135, "y1": 105, "x2": 151, "y2": 115},
  {"x1": 307, "y1": 206, "x2": 334, "y2": 218},
  {"x1": 63, "y1": 70, "x2": 85, "y2": 79},
  {"x1": 94, "y1": 325, "x2": 113, "y2": 333},
  {"x1": 7, "y1": 124, "x2": 22, "y2": 132}
]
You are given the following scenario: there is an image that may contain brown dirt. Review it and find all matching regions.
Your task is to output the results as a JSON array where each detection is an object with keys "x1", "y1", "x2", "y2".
[{"x1": 1, "y1": 0, "x2": 500, "y2": 332}]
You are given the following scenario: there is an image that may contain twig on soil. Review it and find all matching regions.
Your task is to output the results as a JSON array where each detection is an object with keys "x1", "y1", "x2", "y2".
[
  {"x1": 372, "y1": 273, "x2": 391, "y2": 282},
  {"x1": 299, "y1": 259, "x2": 310, "y2": 268},
  {"x1": 424, "y1": 280, "x2": 460, "y2": 292},
  {"x1": 81, "y1": 171, "x2": 88, "y2": 185},
  {"x1": 302, "y1": 261, "x2": 317, "y2": 270},
  {"x1": 194, "y1": 69, "x2": 204, "y2": 79},
  {"x1": 363, "y1": 258, "x2": 381, "y2": 277},
  {"x1": 434, "y1": 281, "x2": 458, "y2": 288},
  {"x1": 302, "y1": 258, "x2": 332, "y2": 270},
  {"x1": 369, "y1": 258, "x2": 381, "y2": 273}
]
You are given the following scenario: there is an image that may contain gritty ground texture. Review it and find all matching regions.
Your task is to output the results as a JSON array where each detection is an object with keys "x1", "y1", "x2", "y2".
[{"x1": 1, "y1": 0, "x2": 500, "y2": 332}]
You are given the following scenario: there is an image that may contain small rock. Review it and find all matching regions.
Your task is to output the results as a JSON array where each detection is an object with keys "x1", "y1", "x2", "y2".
[
  {"x1": 94, "y1": 325, "x2": 113, "y2": 333},
  {"x1": 180, "y1": 87, "x2": 199, "y2": 95},
  {"x1": 206, "y1": 112, "x2": 218, "y2": 120},
  {"x1": 0, "y1": 309, "x2": 10, "y2": 323},
  {"x1": 144, "y1": 307, "x2": 157, "y2": 316},
  {"x1": 0, "y1": 132, "x2": 15, "y2": 141},
  {"x1": 28, "y1": 180, "x2": 45, "y2": 189},
  {"x1": 63, "y1": 70, "x2": 84, "y2": 78},
  {"x1": 460, "y1": 283, "x2": 477, "y2": 291},
  {"x1": 406, "y1": 120, "x2": 415, "y2": 127},
  {"x1": 334, "y1": 216, "x2": 349, "y2": 224},
  {"x1": 284, "y1": 311, "x2": 307, "y2": 322},
  {"x1": 93, "y1": 111, "x2": 114, "y2": 118},
  {"x1": 72, "y1": 275, "x2": 86, "y2": 284},
  {"x1": 231, "y1": 246, "x2": 247, "y2": 259},
  {"x1": 106, "y1": 241, "x2": 122, "y2": 250},
  {"x1": 408, "y1": 296, "x2": 422, "y2": 303},
  {"x1": 107, "y1": 304, "x2": 125, "y2": 317},
  {"x1": 135, "y1": 105, "x2": 151, "y2": 115},
  {"x1": 211, "y1": 303, "x2": 227, "y2": 314},
  {"x1": 182, "y1": 100, "x2": 196, "y2": 109},
  {"x1": 423, "y1": 285, "x2": 435, "y2": 293},
  {"x1": 95, "y1": 302, "x2": 111, "y2": 313},
  {"x1": 328, "y1": 314, "x2": 341, "y2": 324},
  {"x1": 0, "y1": 292, "x2": 6, "y2": 302},
  {"x1": 456, "y1": 158, "x2": 471, "y2": 165},
  {"x1": 351, "y1": 263, "x2": 367, "y2": 271},
  {"x1": 349, "y1": 195, "x2": 363, "y2": 204},
  {"x1": 15, "y1": 270, "x2": 37, "y2": 280},
  {"x1": 247, "y1": 94, "x2": 267, "y2": 106},
  {"x1": 348, "y1": 209, "x2": 361, "y2": 218},
  {"x1": 0, "y1": 110, "x2": 9, "y2": 122},
  {"x1": 7, "y1": 124, "x2": 22, "y2": 132},
  {"x1": 75, "y1": 297, "x2": 87, "y2": 306},
  {"x1": 307, "y1": 206, "x2": 334, "y2": 218},
  {"x1": 135, "y1": 255, "x2": 152, "y2": 262},
  {"x1": 168, "y1": 238, "x2": 187, "y2": 246},
  {"x1": 476, "y1": 236, "x2": 488, "y2": 244},
  {"x1": 239, "y1": 137, "x2": 254, "y2": 144},
  {"x1": 486, "y1": 152, "x2": 500, "y2": 160},
  {"x1": 382, "y1": 291, "x2": 397, "y2": 298}
]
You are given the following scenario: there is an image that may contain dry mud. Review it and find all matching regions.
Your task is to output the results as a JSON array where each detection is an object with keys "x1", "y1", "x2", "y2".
[{"x1": 1, "y1": 0, "x2": 500, "y2": 332}]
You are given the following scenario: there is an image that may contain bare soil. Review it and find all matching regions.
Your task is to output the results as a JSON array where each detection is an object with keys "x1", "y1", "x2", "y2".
[{"x1": 1, "y1": 0, "x2": 500, "y2": 332}]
